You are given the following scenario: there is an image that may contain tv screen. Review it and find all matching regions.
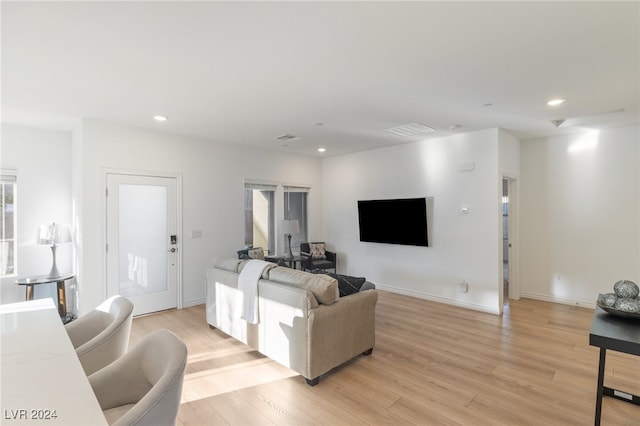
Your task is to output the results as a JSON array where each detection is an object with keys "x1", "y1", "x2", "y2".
[{"x1": 358, "y1": 197, "x2": 428, "y2": 247}]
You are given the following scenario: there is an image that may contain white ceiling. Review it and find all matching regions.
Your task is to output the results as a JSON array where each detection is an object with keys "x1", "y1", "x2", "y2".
[{"x1": 2, "y1": 1, "x2": 639, "y2": 157}]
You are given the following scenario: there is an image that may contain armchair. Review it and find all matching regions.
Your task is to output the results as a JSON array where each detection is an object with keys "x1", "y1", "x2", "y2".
[
  {"x1": 238, "y1": 247, "x2": 285, "y2": 266},
  {"x1": 300, "y1": 242, "x2": 337, "y2": 273},
  {"x1": 237, "y1": 247, "x2": 265, "y2": 260}
]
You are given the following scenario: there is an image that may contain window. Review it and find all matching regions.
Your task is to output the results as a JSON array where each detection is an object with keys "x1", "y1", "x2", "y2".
[
  {"x1": 244, "y1": 183, "x2": 276, "y2": 254},
  {"x1": 1, "y1": 172, "x2": 17, "y2": 277},
  {"x1": 284, "y1": 185, "x2": 309, "y2": 252}
]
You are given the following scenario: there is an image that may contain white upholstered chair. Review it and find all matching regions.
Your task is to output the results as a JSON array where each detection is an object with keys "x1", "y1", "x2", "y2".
[
  {"x1": 65, "y1": 295, "x2": 134, "y2": 375},
  {"x1": 88, "y1": 329, "x2": 188, "y2": 426}
]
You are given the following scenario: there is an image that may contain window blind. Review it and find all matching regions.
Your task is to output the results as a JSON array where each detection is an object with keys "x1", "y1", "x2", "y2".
[
  {"x1": 244, "y1": 182, "x2": 277, "y2": 191},
  {"x1": 283, "y1": 185, "x2": 310, "y2": 193}
]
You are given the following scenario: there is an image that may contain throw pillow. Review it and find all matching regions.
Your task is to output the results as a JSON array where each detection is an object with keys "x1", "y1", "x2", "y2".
[
  {"x1": 309, "y1": 243, "x2": 326, "y2": 260},
  {"x1": 328, "y1": 273, "x2": 366, "y2": 297},
  {"x1": 248, "y1": 247, "x2": 264, "y2": 260}
]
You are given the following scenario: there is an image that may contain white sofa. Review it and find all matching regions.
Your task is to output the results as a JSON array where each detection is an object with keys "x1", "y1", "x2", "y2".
[{"x1": 206, "y1": 258, "x2": 378, "y2": 385}]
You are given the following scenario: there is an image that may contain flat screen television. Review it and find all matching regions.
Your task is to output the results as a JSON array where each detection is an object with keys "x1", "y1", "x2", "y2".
[{"x1": 357, "y1": 197, "x2": 428, "y2": 247}]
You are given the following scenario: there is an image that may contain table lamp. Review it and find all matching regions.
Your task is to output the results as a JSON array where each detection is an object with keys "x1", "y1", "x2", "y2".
[
  {"x1": 281, "y1": 219, "x2": 299, "y2": 260},
  {"x1": 37, "y1": 223, "x2": 72, "y2": 278}
]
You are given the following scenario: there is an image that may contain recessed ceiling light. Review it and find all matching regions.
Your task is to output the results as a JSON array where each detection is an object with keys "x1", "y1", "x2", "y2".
[
  {"x1": 547, "y1": 98, "x2": 566, "y2": 106},
  {"x1": 317, "y1": 147, "x2": 326, "y2": 153},
  {"x1": 153, "y1": 115, "x2": 168, "y2": 122}
]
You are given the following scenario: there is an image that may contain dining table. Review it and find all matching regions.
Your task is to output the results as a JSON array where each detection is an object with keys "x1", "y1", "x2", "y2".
[{"x1": 0, "y1": 298, "x2": 107, "y2": 425}]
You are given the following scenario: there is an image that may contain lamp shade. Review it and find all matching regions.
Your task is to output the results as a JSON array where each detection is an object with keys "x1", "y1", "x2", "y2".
[
  {"x1": 281, "y1": 219, "x2": 300, "y2": 235},
  {"x1": 37, "y1": 223, "x2": 72, "y2": 245}
]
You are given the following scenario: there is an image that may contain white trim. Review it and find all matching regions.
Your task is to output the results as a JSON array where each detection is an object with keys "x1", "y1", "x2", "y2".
[
  {"x1": 0, "y1": 169, "x2": 18, "y2": 182},
  {"x1": 283, "y1": 185, "x2": 311, "y2": 193},
  {"x1": 376, "y1": 283, "x2": 502, "y2": 315},
  {"x1": 182, "y1": 297, "x2": 206, "y2": 308},
  {"x1": 519, "y1": 291, "x2": 596, "y2": 309},
  {"x1": 0, "y1": 169, "x2": 18, "y2": 278},
  {"x1": 243, "y1": 178, "x2": 279, "y2": 188},
  {"x1": 500, "y1": 173, "x2": 520, "y2": 314},
  {"x1": 102, "y1": 168, "x2": 183, "y2": 311}
]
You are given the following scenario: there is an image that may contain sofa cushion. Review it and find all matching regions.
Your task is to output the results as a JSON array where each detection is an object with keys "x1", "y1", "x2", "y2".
[
  {"x1": 238, "y1": 259, "x2": 277, "y2": 279},
  {"x1": 309, "y1": 243, "x2": 327, "y2": 260},
  {"x1": 327, "y1": 273, "x2": 367, "y2": 297},
  {"x1": 248, "y1": 247, "x2": 265, "y2": 259},
  {"x1": 267, "y1": 267, "x2": 339, "y2": 305},
  {"x1": 214, "y1": 257, "x2": 244, "y2": 273}
]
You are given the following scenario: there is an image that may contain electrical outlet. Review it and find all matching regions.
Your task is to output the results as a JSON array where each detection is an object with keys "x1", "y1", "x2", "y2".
[{"x1": 459, "y1": 280, "x2": 469, "y2": 293}]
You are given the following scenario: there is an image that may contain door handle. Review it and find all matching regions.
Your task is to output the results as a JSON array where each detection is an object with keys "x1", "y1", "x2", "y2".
[{"x1": 168, "y1": 248, "x2": 177, "y2": 253}]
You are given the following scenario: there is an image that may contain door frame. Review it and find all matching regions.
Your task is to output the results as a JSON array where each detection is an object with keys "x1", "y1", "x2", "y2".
[
  {"x1": 102, "y1": 168, "x2": 183, "y2": 312},
  {"x1": 499, "y1": 174, "x2": 519, "y2": 312}
]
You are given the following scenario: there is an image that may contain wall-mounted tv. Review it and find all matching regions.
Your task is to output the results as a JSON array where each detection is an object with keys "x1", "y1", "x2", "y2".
[{"x1": 357, "y1": 197, "x2": 428, "y2": 247}]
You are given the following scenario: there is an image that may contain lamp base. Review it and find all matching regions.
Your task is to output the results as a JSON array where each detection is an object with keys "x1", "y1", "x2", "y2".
[
  {"x1": 47, "y1": 245, "x2": 62, "y2": 279},
  {"x1": 284, "y1": 234, "x2": 294, "y2": 260}
]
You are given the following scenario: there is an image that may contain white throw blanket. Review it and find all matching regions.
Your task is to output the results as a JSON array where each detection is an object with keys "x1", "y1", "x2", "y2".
[{"x1": 238, "y1": 259, "x2": 272, "y2": 324}]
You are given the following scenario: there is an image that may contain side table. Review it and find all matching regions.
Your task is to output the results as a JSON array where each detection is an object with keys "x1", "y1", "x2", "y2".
[
  {"x1": 265, "y1": 255, "x2": 304, "y2": 270},
  {"x1": 589, "y1": 307, "x2": 640, "y2": 425},
  {"x1": 15, "y1": 274, "x2": 75, "y2": 323}
]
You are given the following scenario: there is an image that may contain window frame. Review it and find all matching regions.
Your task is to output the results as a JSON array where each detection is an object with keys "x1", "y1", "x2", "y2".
[
  {"x1": 1, "y1": 170, "x2": 18, "y2": 278},
  {"x1": 283, "y1": 185, "x2": 309, "y2": 253},
  {"x1": 244, "y1": 182, "x2": 277, "y2": 255}
]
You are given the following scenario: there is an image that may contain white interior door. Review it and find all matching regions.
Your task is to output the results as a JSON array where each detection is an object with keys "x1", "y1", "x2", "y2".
[{"x1": 106, "y1": 173, "x2": 179, "y2": 316}]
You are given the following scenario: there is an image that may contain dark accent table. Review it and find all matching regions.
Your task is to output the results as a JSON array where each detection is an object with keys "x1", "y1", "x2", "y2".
[
  {"x1": 15, "y1": 274, "x2": 75, "y2": 323},
  {"x1": 589, "y1": 307, "x2": 640, "y2": 425},
  {"x1": 265, "y1": 255, "x2": 303, "y2": 269}
]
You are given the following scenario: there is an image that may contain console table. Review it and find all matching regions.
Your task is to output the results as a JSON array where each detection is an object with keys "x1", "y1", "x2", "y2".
[
  {"x1": 15, "y1": 274, "x2": 75, "y2": 323},
  {"x1": 589, "y1": 307, "x2": 640, "y2": 425}
]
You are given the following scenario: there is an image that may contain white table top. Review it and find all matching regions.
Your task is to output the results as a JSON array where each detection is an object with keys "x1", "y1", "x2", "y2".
[{"x1": 0, "y1": 298, "x2": 107, "y2": 425}]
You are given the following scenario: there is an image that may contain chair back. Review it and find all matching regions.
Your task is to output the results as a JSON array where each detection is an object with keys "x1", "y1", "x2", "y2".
[
  {"x1": 65, "y1": 295, "x2": 134, "y2": 375},
  {"x1": 89, "y1": 329, "x2": 188, "y2": 426}
]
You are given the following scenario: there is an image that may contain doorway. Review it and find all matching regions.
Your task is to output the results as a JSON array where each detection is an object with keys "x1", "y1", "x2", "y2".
[
  {"x1": 502, "y1": 177, "x2": 517, "y2": 306},
  {"x1": 106, "y1": 172, "x2": 181, "y2": 316}
]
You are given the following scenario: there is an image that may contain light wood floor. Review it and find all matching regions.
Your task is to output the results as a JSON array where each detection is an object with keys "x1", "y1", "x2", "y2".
[{"x1": 130, "y1": 291, "x2": 640, "y2": 425}]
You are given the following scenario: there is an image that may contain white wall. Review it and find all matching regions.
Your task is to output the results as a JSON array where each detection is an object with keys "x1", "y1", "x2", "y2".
[
  {"x1": 0, "y1": 125, "x2": 74, "y2": 306},
  {"x1": 75, "y1": 119, "x2": 323, "y2": 315},
  {"x1": 520, "y1": 125, "x2": 640, "y2": 306},
  {"x1": 323, "y1": 128, "x2": 504, "y2": 314}
]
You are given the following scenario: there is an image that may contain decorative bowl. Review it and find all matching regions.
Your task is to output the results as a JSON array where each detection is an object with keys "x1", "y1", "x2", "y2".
[{"x1": 596, "y1": 302, "x2": 640, "y2": 320}]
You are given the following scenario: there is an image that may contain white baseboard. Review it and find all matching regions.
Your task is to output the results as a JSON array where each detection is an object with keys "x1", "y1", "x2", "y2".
[
  {"x1": 182, "y1": 297, "x2": 206, "y2": 308},
  {"x1": 376, "y1": 284, "x2": 501, "y2": 315},
  {"x1": 519, "y1": 291, "x2": 596, "y2": 309}
]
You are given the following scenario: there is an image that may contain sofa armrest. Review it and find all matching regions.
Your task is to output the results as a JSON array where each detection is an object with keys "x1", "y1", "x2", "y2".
[
  {"x1": 304, "y1": 290, "x2": 378, "y2": 380},
  {"x1": 299, "y1": 252, "x2": 312, "y2": 270}
]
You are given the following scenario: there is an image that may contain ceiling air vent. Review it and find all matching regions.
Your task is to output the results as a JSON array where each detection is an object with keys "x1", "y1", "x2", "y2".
[
  {"x1": 275, "y1": 134, "x2": 300, "y2": 142},
  {"x1": 384, "y1": 123, "x2": 436, "y2": 137}
]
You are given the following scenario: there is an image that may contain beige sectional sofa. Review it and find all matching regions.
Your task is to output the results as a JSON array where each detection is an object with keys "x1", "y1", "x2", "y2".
[{"x1": 206, "y1": 257, "x2": 378, "y2": 385}]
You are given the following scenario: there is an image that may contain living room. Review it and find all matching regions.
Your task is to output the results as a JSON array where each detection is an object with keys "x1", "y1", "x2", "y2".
[{"x1": 1, "y1": 1, "x2": 639, "y2": 424}]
